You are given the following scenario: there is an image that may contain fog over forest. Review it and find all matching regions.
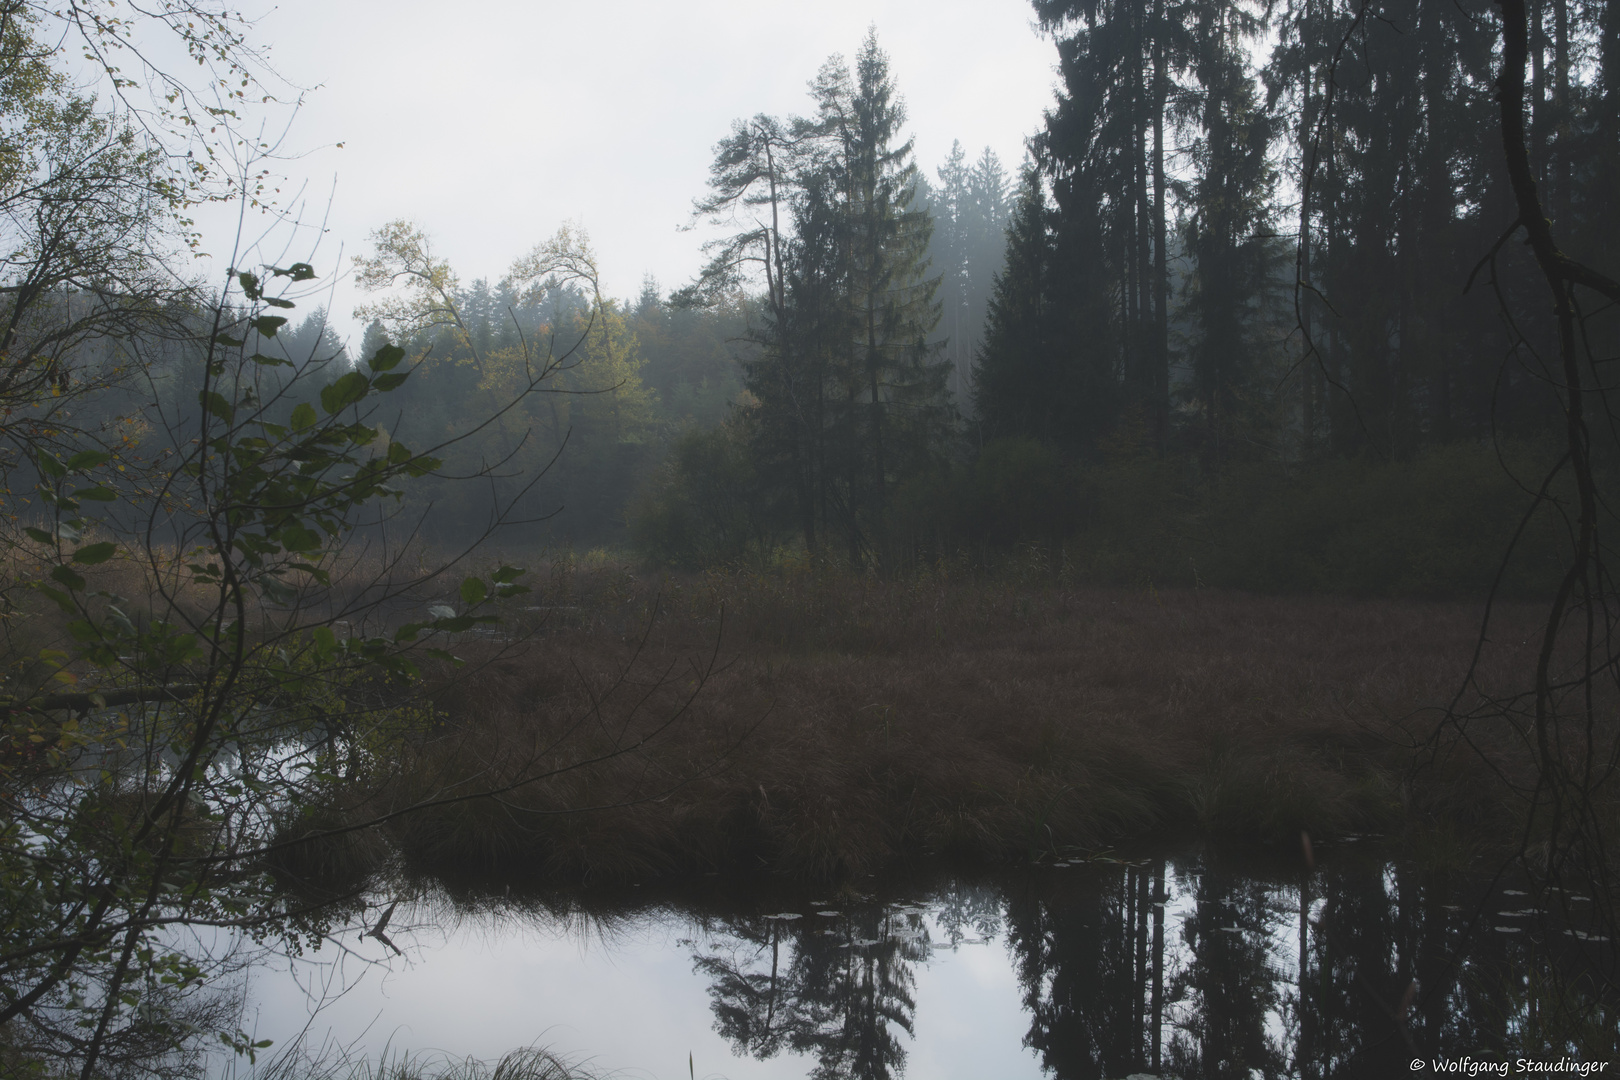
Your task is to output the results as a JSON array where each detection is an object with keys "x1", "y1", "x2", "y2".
[
  {"x1": 203, "y1": 0, "x2": 1611, "y2": 599},
  {"x1": 2, "y1": 0, "x2": 1618, "y2": 1075}
]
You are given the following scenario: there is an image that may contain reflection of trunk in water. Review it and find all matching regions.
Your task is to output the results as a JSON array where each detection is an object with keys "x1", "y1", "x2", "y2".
[
  {"x1": 1006, "y1": 861, "x2": 1169, "y2": 1078},
  {"x1": 671, "y1": 854, "x2": 1614, "y2": 1080},
  {"x1": 1297, "y1": 870, "x2": 1311, "y2": 1079},
  {"x1": 1165, "y1": 855, "x2": 1289, "y2": 1079},
  {"x1": 1153, "y1": 859, "x2": 1165, "y2": 1074}
]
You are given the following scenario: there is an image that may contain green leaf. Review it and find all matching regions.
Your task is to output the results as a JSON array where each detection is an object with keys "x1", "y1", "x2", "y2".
[
  {"x1": 24, "y1": 527, "x2": 51, "y2": 543},
  {"x1": 312, "y1": 626, "x2": 337, "y2": 655},
  {"x1": 106, "y1": 606, "x2": 136, "y2": 635},
  {"x1": 50, "y1": 565, "x2": 87, "y2": 591},
  {"x1": 284, "y1": 562, "x2": 331, "y2": 585},
  {"x1": 405, "y1": 455, "x2": 442, "y2": 478},
  {"x1": 491, "y1": 565, "x2": 526, "y2": 584},
  {"x1": 36, "y1": 585, "x2": 72, "y2": 610},
  {"x1": 169, "y1": 634, "x2": 201, "y2": 662},
  {"x1": 67, "y1": 450, "x2": 111, "y2": 471},
  {"x1": 249, "y1": 352, "x2": 292, "y2": 367},
  {"x1": 368, "y1": 344, "x2": 406, "y2": 372},
  {"x1": 259, "y1": 576, "x2": 297, "y2": 605},
  {"x1": 372, "y1": 372, "x2": 409, "y2": 392},
  {"x1": 36, "y1": 451, "x2": 65, "y2": 479},
  {"x1": 390, "y1": 656, "x2": 424, "y2": 678},
  {"x1": 215, "y1": 334, "x2": 244, "y2": 348},
  {"x1": 236, "y1": 271, "x2": 262, "y2": 300},
  {"x1": 273, "y1": 262, "x2": 316, "y2": 281},
  {"x1": 290, "y1": 402, "x2": 317, "y2": 432},
  {"x1": 199, "y1": 390, "x2": 234, "y2": 422},
  {"x1": 459, "y1": 578, "x2": 487, "y2": 606},
  {"x1": 319, "y1": 372, "x2": 370, "y2": 415},
  {"x1": 279, "y1": 526, "x2": 322, "y2": 553},
  {"x1": 251, "y1": 315, "x2": 288, "y2": 337},
  {"x1": 71, "y1": 542, "x2": 117, "y2": 565},
  {"x1": 74, "y1": 486, "x2": 118, "y2": 502},
  {"x1": 262, "y1": 296, "x2": 296, "y2": 309}
]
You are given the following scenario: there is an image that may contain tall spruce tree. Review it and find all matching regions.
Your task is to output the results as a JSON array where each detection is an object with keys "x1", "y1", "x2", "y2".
[
  {"x1": 815, "y1": 30, "x2": 947, "y2": 567},
  {"x1": 975, "y1": 165, "x2": 1119, "y2": 449},
  {"x1": 686, "y1": 30, "x2": 946, "y2": 568},
  {"x1": 975, "y1": 168, "x2": 1054, "y2": 441}
]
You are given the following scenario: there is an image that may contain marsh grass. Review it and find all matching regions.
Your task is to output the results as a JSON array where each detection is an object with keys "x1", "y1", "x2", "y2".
[
  {"x1": 349, "y1": 557, "x2": 1575, "y2": 884},
  {"x1": 6, "y1": 534, "x2": 1586, "y2": 885},
  {"x1": 241, "y1": 1043, "x2": 597, "y2": 1080}
]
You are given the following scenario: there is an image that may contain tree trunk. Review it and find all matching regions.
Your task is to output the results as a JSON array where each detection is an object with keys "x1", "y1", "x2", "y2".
[{"x1": 1151, "y1": 0, "x2": 1170, "y2": 450}]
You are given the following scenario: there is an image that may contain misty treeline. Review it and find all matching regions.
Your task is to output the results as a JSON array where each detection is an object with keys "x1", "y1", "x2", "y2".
[
  {"x1": 55, "y1": 276, "x2": 750, "y2": 544},
  {"x1": 74, "y1": 1, "x2": 1617, "y2": 598},
  {"x1": 630, "y1": 3, "x2": 1618, "y2": 597}
]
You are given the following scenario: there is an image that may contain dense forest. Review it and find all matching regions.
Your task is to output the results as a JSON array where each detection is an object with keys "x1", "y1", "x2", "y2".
[
  {"x1": 17, "y1": 2, "x2": 1608, "y2": 593},
  {"x1": 267, "y1": 2, "x2": 1614, "y2": 600}
]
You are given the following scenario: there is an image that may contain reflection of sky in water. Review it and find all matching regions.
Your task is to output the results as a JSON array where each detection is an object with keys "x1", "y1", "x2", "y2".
[
  {"x1": 245, "y1": 900, "x2": 1044, "y2": 1078},
  {"x1": 237, "y1": 852, "x2": 1610, "y2": 1079}
]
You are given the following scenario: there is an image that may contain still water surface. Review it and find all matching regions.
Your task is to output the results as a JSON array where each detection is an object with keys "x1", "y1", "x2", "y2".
[{"x1": 244, "y1": 846, "x2": 1611, "y2": 1079}]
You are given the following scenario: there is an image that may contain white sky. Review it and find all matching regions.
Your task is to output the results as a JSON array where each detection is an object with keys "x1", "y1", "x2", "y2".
[{"x1": 189, "y1": 0, "x2": 1060, "y2": 349}]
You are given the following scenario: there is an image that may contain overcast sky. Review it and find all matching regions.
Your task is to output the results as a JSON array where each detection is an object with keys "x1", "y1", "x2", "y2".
[{"x1": 194, "y1": 0, "x2": 1059, "y2": 348}]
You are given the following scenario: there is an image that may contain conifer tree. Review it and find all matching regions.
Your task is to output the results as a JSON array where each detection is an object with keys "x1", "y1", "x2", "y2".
[
  {"x1": 685, "y1": 30, "x2": 946, "y2": 568},
  {"x1": 1180, "y1": 0, "x2": 1278, "y2": 458},
  {"x1": 1035, "y1": 0, "x2": 1184, "y2": 444},
  {"x1": 841, "y1": 30, "x2": 946, "y2": 565},
  {"x1": 975, "y1": 169, "x2": 1054, "y2": 441}
]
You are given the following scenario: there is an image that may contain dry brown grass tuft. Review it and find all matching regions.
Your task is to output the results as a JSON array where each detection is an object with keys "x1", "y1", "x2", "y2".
[{"x1": 363, "y1": 566, "x2": 1563, "y2": 883}]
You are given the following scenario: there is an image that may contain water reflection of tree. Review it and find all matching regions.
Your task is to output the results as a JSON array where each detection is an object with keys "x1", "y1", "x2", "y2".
[
  {"x1": 690, "y1": 915, "x2": 795, "y2": 1057},
  {"x1": 1164, "y1": 854, "x2": 1290, "y2": 1080},
  {"x1": 1286, "y1": 859, "x2": 1579, "y2": 1074},
  {"x1": 1291, "y1": 861, "x2": 1437, "y2": 1076},
  {"x1": 1004, "y1": 861, "x2": 1167, "y2": 1079},
  {"x1": 931, "y1": 881, "x2": 1004, "y2": 946},
  {"x1": 690, "y1": 903, "x2": 932, "y2": 1080}
]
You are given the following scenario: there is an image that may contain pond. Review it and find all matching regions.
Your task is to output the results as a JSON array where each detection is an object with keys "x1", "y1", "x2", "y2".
[{"x1": 240, "y1": 844, "x2": 1615, "y2": 1079}]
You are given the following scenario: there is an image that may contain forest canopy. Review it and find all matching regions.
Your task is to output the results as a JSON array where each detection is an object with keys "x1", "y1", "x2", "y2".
[{"x1": 617, "y1": 8, "x2": 1617, "y2": 598}]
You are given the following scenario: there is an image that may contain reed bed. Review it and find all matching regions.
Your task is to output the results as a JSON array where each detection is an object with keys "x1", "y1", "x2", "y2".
[
  {"x1": 353, "y1": 562, "x2": 1565, "y2": 884},
  {"x1": 239, "y1": 1044, "x2": 595, "y2": 1080}
]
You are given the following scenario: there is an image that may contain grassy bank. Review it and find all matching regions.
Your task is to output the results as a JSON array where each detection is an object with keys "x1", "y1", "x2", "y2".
[
  {"x1": 234, "y1": 1047, "x2": 594, "y2": 1080},
  {"x1": 327, "y1": 564, "x2": 1572, "y2": 885}
]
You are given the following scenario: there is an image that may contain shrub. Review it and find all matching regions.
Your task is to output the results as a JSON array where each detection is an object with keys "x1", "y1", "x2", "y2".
[{"x1": 628, "y1": 422, "x2": 778, "y2": 568}]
